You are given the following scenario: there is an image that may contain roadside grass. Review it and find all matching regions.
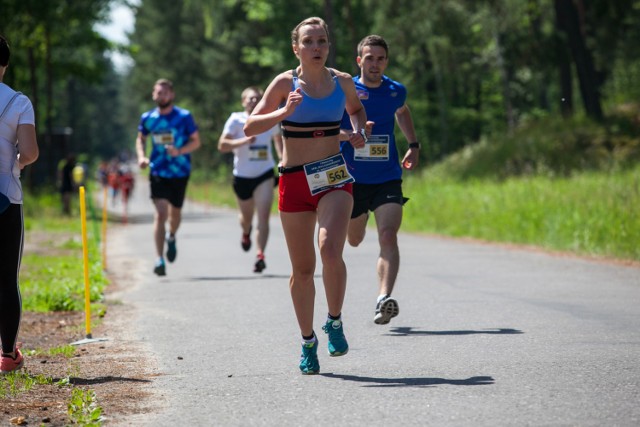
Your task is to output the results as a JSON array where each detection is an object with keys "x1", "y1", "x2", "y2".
[
  {"x1": 0, "y1": 186, "x2": 107, "y2": 424},
  {"x1": 20, "y1": 187, "x2": 108, "y2": 312},
  {"x1": 403, "y1": 165, "x2": 640, "y2": 261},
  {"x1": 28, "y1": 345, "x2": 77, "y2": 358},
  {"x1": 68, "y1": 388, "x2": 103, "y2": 426},
  {"x1": 188, "y1": 164, "x2": 238, "y2": 209},
  {"x1": 0, "y1": 371, "x2": 54, "y2": 399},
  {"x1": 187, "y1": 179, "x2": 237, "y2": 210},
  {"x1": 190, "y1": 163, "x2": 639, "y2": 262}
]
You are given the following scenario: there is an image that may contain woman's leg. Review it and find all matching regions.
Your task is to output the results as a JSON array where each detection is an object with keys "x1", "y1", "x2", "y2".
[
  {"x1": 280, "y1": 211, "x2": 317, "y2": 337},
  {"x1": 316, "y1": 190, "x2": 353, "y2": 317},
  {"x1": 0, "y1": 204, "x2": 23, "y2": 355},
  {"x1": 252, "y1": 178, "x2": 274, "y2": 255}
]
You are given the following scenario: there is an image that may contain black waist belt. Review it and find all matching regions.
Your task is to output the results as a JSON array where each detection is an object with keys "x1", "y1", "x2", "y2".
[
  {"x1": 282, "y1": 127, "x2": 340, "y2": 139},
  {"x1": 278, "y1": 164, "x2": 305, "y2": 174}
]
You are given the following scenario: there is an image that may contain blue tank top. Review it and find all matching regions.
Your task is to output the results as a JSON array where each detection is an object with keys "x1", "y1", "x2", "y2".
[{"x1": 283, "y1": 69, "x2": 346, "y2": 127}]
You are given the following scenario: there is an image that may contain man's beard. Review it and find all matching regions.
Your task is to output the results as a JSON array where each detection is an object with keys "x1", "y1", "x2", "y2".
[{"x1": 156, "y1": 100, "x2": 172, "y2": 109}]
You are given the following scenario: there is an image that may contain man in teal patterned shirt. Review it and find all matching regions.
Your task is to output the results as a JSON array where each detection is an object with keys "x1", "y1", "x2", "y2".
[{"x1": 136, "y1": 79, "x2": 201, "y2": 276}]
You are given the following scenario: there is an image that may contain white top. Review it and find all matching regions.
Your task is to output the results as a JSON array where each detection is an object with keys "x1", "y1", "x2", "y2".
[
  {"x1": 0, "y1": 83, "x2": 35, "y2": 204},
  {"x1": 222, "y1": 111, "x2": 280, "y2": 178}
]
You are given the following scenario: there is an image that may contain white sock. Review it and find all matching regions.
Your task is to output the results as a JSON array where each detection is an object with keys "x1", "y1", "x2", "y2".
[
  {"x1": 377, "y1": 294, "x2": 388, "y2": 303},
  {"x1": 302, "y1": 334, "x2": 316, "y2": 345}
]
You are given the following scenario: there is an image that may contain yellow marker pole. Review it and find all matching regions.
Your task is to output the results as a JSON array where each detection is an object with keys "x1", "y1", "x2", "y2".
[
  {"x1": 101, "y1": 186, "x2": 108, "y2": 271},
  {"x1": 79, "y1": 186, "x2": 93, "y2": 339}
]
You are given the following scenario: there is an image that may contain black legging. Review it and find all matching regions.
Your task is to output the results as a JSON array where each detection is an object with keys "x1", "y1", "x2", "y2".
[{"x1": 0, "y1": 203, "x2": 23, "y2": 354}]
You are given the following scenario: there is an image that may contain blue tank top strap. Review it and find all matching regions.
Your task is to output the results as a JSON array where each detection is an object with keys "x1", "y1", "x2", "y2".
[{"x1": 284, "y1": 67, "x2": 346, "y2": 127}]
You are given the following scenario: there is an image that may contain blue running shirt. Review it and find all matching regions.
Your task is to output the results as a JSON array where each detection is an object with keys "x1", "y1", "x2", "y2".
[
  {"x1": 340, "y1": 75, "x2": 407, "y2": 184},
  {"x1": 138, "y1": 106, "x2": 198, "y2": 178}
]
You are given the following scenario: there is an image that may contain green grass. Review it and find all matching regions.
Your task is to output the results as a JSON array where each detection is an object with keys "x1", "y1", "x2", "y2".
[
  {"x1": 20, "y1": 187, "x2": 109, "y2": 313},
  {"x1": 187, "y1": 179, "x2": 237, "y2": 210},
  {"x1": 189, "y1": 165, "x2": 640, "y2": 262},
  {"x1": 28, "y1": 345, "x2": 77, "y2": 358},
  {"x1": 68, "y1": 388, "x2": 103, "y2": 426},
  {"x1": 0, "y1": 371, "x2": 53, "y2": 398},
  {"x1": 403, "y1": 165, "x2": 640, "y2": 261}
]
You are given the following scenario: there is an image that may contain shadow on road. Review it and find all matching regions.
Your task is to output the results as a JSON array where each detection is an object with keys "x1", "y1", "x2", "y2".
[
  {"x1": 321, "y1": 373, "x2": 495, "y2": 387},
  {"x1": 55, "y1": 376, "x2": 152, "y2": 385},
  {"x1": 386, "y1": 327, "x2": 524, "y2": 336}
]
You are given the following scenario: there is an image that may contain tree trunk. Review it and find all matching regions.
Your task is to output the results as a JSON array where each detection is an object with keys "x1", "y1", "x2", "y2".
[
  {"x1": 494, "y1": 30, "x2": 516, "y2": 132},
  {"x1": 324, "y1": 0, "x2": 336, "y2": 67},
  {"x1": 423, "y1": 42, "x2": 447, "y2": 155},
  {"x1": 45, "y1": 22, "x2": 55, "y2": 182},
  {"x1": 554, "y1": 0, "x2": 574, "y2": 117},
  {"x1": 26, "y1": 46, "x2": 39, "y2": 189},
  {"x1": 554, "y1": 0, "x2": 603, "y2": 120},
  {"x1": 343, "y1": 0, "x2": 359, "y2": 76}
]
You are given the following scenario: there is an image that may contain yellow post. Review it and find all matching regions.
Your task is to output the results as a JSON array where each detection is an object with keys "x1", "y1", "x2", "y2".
[
  {"x1": 101, "y1": 186, "x2": 108, "y2": 271},
  {"x1": 79, "y1": 186, "x2": 93, "y2": 339}
]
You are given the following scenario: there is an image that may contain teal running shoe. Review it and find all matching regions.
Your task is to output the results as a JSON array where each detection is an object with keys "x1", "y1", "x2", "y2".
[
  {"x1": 166, "y1": 236, "x2": 177, "y2": 263},
  {"x1": 322, "y1": 319, "x2": 349, "y2": 357},
  {"x1": 153, "y1": 259, "x2": 166, "y2": 276},
  {"x1": 299, "y1": 339, "x2": 320, "y2": 375}
]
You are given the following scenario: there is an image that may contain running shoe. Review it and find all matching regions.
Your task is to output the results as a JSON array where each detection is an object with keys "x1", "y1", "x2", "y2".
[
  {"x1": 322, "y1": 319, "x2": 349, "y2": 356},
  {"x1": 253, "y1": 256, "x2": 266, "y2": 273},
  {"x1": 299, "y1": 338, "x2": 320, "y2": 375},
  {"x1": 241, "y1": 227, "x2": 252, "y2": 252},
  {"x1": 374, "y1": 296, "x2": 399, "y2": 325},
  {"x1": 153, "y1": 259, "x2": 166, "y2": 276},
  {"x1": 166, "y1": 236, "x2": 177, "y2": 263},
  {"x1": 1, "y1": 348, "x2": 24, "y2": 375}
]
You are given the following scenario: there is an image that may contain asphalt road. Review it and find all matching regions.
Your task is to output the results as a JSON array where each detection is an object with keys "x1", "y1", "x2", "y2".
[{"x1": 103, "y1": 176, "x2": 640, "y2": 426}]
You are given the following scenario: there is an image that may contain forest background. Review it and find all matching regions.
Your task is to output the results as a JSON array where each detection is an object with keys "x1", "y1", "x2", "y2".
[{"x1": 1, "y1": 0, "x2": 639, "y2": 259}]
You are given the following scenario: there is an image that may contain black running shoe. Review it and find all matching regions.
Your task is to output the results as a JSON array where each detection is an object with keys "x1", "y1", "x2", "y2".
[
  {"x1": 153, "y1": 260, "x2": 166, "y2": 276},
  {"x1": 166, "y1": 237, "x2": 177, "y2": 263},
  {"x1": 241, "y1": 226, "x2": 252, "y2": 252},
  {"x1": 254, "y1": 257, "x2": 266, "y2": 273}
]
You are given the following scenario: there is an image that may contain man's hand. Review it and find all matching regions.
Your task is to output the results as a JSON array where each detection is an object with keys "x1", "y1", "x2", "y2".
[
  {"x1": 138, "y1": 157, "x2": 150, "y2": 169},
  {"x1": 401, "y1": 148, "x2": 420, "y2": 170},
  {"x1": 349, "y1": 120, "x2": 374, "y2": 149}
]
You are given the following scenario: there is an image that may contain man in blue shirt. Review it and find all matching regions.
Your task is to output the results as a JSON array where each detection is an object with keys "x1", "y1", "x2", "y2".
[
  {"x1": 136, "y1": 79, "x2": 201, "y2": 276},
  {"x1": 341, "y1": 35, "x2": 421, "y2": 325}
]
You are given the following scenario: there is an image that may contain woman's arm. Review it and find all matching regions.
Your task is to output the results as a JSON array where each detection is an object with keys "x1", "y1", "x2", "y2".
[
  {"x1": 244, "y1": 72, "x2": 300, "y2": 136},
  {"x1": 17, "y1": 124, "x2": 39, "y2": 168},
  {"x1": 337, "y1": 72, "x2": 368, "y2": 149}
]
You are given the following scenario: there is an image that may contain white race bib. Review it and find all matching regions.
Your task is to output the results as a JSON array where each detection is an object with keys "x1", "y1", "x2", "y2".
[
  {"x1": 303, "y1": 153, "x2": 354, "y2": 196},
  {"x1": 249, "y1": 146, "x2": 269, "y2": 161},
  {"x1": 353, "y1": 135, "x2": 390, "y2": 161},
  {"x1": 152, "y1": 132, "x2": 174, "y2": 146}
]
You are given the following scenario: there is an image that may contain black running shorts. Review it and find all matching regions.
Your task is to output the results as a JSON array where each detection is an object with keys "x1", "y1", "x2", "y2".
[
  {"x1": 232, "y1": 169, "x2": 276, "y2": 201},
  {"x1": 149, "y1": 175, "x2": 189, "y2": 208},
  {"x1": 351, "y1": 180, "x2": 408, "y2": 218}
]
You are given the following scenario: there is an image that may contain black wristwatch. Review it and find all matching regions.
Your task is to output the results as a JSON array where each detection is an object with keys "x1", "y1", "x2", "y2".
[{"x1": 408, "y1": 142, "x2": 421, "y2": 149}]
